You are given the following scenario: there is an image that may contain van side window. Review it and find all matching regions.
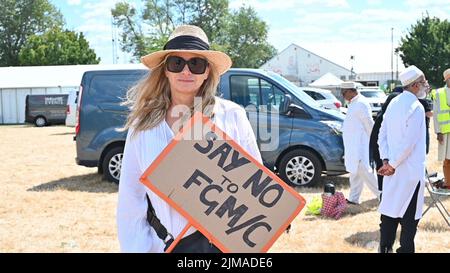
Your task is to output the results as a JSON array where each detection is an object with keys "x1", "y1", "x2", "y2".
[
  {"x1": 230, "y1": 76, "x2": 260, "y2": 112},
  {"x1": 89, "y1": 75, "x2": 140, "y2": 102},
  {"x1": 304, "y1": 90, "x2": 325, "y2": 100},
  {"x1": 260, "y1": 79, "x2": 285, "y2": 114}
]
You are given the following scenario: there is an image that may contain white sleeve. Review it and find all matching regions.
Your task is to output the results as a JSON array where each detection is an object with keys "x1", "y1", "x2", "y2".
[
  {"x1": 359, "y1": 103, "x2": 375, "y2": 136},
  {"x1": 117, "y1": 128, "x2": 155, "y2": 252},
  {"x1": 235, "y1": 108, "x2": 263, "y2": 164},
  {"x1": 378, "y1": 113, "x2": 389, "y2": 161},
  {"x1": 390, "y1": 106, "x2": 425, "y2": 169}
]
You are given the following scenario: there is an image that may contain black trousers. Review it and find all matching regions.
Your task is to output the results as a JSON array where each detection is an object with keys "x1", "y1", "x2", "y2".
[{"x1": 379, "y1": 182, "x2": 420, "y2": 253}]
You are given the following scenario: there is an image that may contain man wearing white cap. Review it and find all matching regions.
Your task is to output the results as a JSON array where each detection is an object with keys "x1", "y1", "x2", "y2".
[
  {"x1": 341, "y1": 82, "x2": 380, "y2": 205},
  {"x1": 377, "y1": 65, "x2": 427, "y2": 253},
  {"x1": 432, "y1": 68, "x2": 450, "y2": 189}
]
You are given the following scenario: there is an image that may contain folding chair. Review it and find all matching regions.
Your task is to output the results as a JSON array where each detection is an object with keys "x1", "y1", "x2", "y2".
[{"x1": 423, "y1": 171, "x2": 450, "y2": 227}]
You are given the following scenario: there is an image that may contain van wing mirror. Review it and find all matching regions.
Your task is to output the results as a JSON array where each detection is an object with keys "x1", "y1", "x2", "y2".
[
  {"x1": 287, "y1": 104, "x2": 311, "y2": 119},
  {"x1": 282, "y1": 94, "x2": 292, "y2": 114}
]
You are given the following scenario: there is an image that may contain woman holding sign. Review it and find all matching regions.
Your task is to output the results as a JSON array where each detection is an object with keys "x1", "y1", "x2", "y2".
[{"x1": 117, "y1": 25, "x2": 263, "y2": 253}]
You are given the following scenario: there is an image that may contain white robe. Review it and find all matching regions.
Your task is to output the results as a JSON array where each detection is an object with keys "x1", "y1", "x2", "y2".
[
  {"x1": 342, "y1": 94, "x2": 374, "y2": 173},
  {"x1": 116, "y1": 97, "x2": 263, "y2": 253},
  {"x1": 378, "y1": 91, "x2": 426, "y2": 220}
]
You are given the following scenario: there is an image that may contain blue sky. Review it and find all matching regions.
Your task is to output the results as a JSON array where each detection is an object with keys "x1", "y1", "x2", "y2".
[{"x1": 51, "y1": 0, "x2": 450, "y2": 73}]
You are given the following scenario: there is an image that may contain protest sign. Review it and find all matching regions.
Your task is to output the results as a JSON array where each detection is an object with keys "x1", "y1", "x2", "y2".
[{"x1": 141, "y1": 112, "x2": 305, "y2": 252}]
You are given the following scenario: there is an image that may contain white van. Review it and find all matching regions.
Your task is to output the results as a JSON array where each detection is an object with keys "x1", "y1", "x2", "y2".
[
  {"x1": 303, "y1": 87, "x2": 342, "y2": 111},
  {"x1": 359, "y1": 87, "x2": 387, "y2": 117},
  {"x1": 65, "y1": 89, "x2": 78, "y2": 127}
]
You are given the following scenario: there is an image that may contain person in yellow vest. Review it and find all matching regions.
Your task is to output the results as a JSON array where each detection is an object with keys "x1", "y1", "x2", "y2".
[
  {"x1": 430, "y1": 88, "x2": 437, "y2": 101},
  {"x1": 432, "y1": 68, "x2": 450, "y2": 189}
]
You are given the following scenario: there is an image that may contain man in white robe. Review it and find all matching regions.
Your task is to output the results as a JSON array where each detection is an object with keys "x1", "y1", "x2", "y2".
[
  {"x1": 377, "y1": 65, "x2": 428, "y2": 253},
  {"x1": 341, "y1": 82, "x2": 380, "y2": 204}
]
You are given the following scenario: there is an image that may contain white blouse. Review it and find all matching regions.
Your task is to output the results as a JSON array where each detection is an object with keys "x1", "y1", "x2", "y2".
[{"x1": 117, "y1": 97, "x2": 263, "y2": 253}]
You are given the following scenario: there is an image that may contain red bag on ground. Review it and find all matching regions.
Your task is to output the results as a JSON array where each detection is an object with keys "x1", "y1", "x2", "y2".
[{"x1": 321, "y1": 192, "x2": 347, "y2": 220}]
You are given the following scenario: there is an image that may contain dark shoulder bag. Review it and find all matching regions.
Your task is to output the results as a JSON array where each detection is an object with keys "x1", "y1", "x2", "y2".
[{"x1": 146, "y1": 194, "x2": 221, "y2": 253}]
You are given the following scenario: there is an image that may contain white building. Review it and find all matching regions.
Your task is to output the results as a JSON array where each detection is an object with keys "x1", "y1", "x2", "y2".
[
  {"x1": 260, "y1": 44, "x2": 354, "y2": 86},
  {"x1": 355, "y1": 72, "x2": 400, "y2": 89},
  {"x1": 0, "y1": 64, "x2": 145, "y2": 124}
]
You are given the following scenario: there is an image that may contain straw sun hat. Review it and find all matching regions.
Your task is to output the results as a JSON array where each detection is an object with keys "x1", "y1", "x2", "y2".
[{"x1": 140, "y1": 25, "x2": 232, "y2": 75}]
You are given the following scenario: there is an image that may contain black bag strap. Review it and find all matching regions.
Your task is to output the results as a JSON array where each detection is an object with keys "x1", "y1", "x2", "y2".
[{"x1": 146, "y1": 194, "x2": 174, "y2": 250}]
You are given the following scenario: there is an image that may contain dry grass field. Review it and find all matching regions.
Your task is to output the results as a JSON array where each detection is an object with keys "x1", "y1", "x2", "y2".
[{"x1": 0, "y1": 124, "x2": 448, "y2": 253}]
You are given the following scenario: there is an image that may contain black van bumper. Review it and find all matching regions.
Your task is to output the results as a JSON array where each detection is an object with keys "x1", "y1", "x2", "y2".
[{"x1": 75, "y1": 158, "x2": 98, "y2": 167}]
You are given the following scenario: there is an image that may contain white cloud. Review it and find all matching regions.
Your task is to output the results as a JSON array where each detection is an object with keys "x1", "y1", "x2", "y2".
[
  {"x1": 405, "y1": 0, "x2": 450, "y2": 9},
  {"x1": 367, "y1": 0, "x2": 382, "y2": 5},
  {"x1": 230, "y1": 0, "x2": 297, "y2": 11},
  {"x1": 230, "y1": 0, "x2": 349, "y2": 11},
  {"x1": 69, "y1": 0, "x2": 449, "y2": 69},
  {"x1": 71, "y1": 0, "x2": 127, "y2": 64},
  {"x1": 299, "y1": 41, "x2": 404, "y2": 73},
  {"x1": 67, "y1": 0, "x2": 82, "y2": 5}
]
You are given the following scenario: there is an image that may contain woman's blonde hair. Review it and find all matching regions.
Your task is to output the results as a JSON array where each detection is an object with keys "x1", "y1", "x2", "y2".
[{"x1": 121, "y1": 56, "x2": 220, "y2": 135}]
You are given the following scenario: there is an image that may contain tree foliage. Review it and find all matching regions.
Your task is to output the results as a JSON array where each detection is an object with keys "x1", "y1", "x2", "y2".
[
  {"x1": 223, "y1": 6, "x2": 277, "y2": 68},
  {"x1": 0, "y1": 0, "x2": 64, "y2": 66},
  {"x1": 19, "y1": 27, "x2": 100, "y2": 66},
  {"x1": 399, "y1": 15, "x2": 450, "y2": 88},
  {"x1": 111, "y1": 0, "x2": 277, "y2": 68}
]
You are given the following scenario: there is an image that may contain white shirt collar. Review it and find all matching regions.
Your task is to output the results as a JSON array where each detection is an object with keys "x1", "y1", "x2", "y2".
[{"x1": 403, "y1": 90, "x2": 418, "y2": 100}]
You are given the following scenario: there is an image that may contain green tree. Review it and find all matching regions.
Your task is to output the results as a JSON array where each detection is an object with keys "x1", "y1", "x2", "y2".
[
  {"x1": 111, "y1": 0, "x2": 277, "y2": 68},
  {"x1": 190, "y1": 0, "x2": 229, "y2": 45},
  {"x1": 18, "y1": 27, "x2": 100, "y2": 66},
  {"x1": 0, "y1": 0, "x2": 64, "y2": 66},
  {"x1": 112, "y1": 0, "x2": 196, "y2": 59},
  {"x1": 399, "y1": 15, "x2": 450, "y2": 88},
  {"x1": 224, "y1": 6, "x2": 277, "y2": 68},
  {"x1": 112, "y1": 2, "x2": 148, "y2": 60}
]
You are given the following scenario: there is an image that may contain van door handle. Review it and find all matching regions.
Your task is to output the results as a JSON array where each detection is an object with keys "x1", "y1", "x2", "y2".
[{"x1": 98, "y1": 103, "x2": 127, "y2": 114}]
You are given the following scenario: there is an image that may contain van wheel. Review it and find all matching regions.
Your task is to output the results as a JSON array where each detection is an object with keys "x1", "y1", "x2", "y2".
[
  {"x1": 102, "y1": 146, "x2": 123, "y2": 184},
  {"x1": 35, "y1": 116, "x2": 47, "y2": 127},
  {"x1": 279, "y1": 149, "x2": 322, "y2": 187}
]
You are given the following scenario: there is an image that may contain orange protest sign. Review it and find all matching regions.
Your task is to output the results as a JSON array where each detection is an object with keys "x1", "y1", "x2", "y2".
[{"x1": 140, "y1": 112, "x2": 305, "y2": 253}]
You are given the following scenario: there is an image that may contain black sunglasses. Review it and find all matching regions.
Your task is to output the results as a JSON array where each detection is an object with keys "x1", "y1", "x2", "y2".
[{"x1": 165, "y1": 56, "x2": 208, "y2": 75}]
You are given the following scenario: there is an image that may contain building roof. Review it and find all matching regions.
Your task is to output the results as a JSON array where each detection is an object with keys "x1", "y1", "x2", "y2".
[
  {"x1": 262, "y1": 43, "x2": 353, "y2": 74},
  {"x1": 0, "y1": 64, "x2": 146, "y2": 89},
  {"x1": 309, "y1": 72, "x2": 344, "y2": 87}
]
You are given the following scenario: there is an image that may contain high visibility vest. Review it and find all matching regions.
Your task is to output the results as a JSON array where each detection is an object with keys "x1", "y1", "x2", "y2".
[
  {"x1": 431, "y1": 89, "x2": 437, "y2": 101},
  {"x1": 435, "y1": 88, "x2": 450, "y2": 134}
]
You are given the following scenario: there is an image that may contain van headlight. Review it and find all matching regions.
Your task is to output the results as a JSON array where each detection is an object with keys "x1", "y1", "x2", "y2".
[{"x1": 321, "y1": 120, "x2": 343, "y2": 135}]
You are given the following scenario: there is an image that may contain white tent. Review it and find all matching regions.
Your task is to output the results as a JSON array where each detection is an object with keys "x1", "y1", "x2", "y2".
[
  {"x1": 0, "y1": 64, "x2": 146, "y2": 124},
  {"x1": 309, "y1": 72, "x2": 345, "y2": 104},
  {"x1": 309, "y1": 72, "x2": 344, "y2": 88},
  {"x1": 0, "y1": 64, "x2": 145, "y2": 89}
]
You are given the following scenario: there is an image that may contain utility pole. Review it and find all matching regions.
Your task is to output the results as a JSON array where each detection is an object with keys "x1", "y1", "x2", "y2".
[
  {"x1": 395, "y1": 48, "x2": 399, "y2": 82},
  {"x1": 391, "y1": 27, "x2": 394, "y2": 91},
  {"x1": 350, "y1": 55, "x2": 355, "y2": 80},
  {"x1": 111, "y1": 16, "x2": 118, "y2": 64}
]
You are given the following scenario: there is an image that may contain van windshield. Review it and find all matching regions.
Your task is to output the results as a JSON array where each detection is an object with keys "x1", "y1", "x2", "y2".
[
  {"x1": 360, "y1": 90, "x2": 386, "y2": 98},
  {"x1": 267, "y1": 72, "x2": 321, "y2": 108}
]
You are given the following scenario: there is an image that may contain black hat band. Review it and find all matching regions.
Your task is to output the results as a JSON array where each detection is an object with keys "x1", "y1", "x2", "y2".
[{"x1": 163, "y1": 35, "x2": 210, "y2": 51}]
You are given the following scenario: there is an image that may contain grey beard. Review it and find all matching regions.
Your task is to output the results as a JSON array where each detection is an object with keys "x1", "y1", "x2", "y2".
[{"x1": 417, "y1": 88, "x2": 427, "y2": 99}]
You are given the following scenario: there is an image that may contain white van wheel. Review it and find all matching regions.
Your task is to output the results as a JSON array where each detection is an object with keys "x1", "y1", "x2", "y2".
[
  {"x1": 102, "y1": 146, "x2": 124, "y2": 184},
  {"x1": 35, "y1": 116, "x2": 47, "y2": 127},
  {"x1": 279, "y1": 149, "x2": 322, "y2": 187}
]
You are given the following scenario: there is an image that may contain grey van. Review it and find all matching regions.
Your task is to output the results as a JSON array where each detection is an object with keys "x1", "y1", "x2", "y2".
[
  {"x1": 25, "y1": 94, "x2": 68, "y2": 127},
  {"x1": 75, "y1": 69, "x2": 346, "y2": 186}
]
